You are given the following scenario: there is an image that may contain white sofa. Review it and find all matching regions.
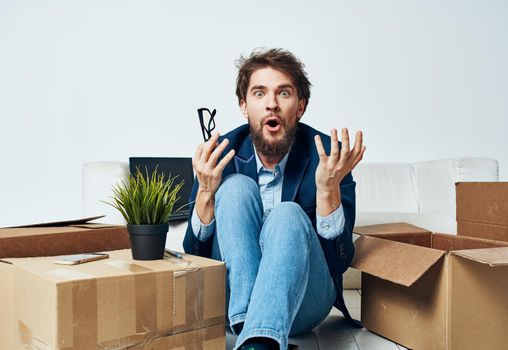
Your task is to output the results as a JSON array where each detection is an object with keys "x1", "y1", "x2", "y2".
[
  {"x1": 353, "y1": 157, "x2": 498, "y2": 232},
  {"x1": 82, "y1": 157, "x2": 499, "y2": 288}
]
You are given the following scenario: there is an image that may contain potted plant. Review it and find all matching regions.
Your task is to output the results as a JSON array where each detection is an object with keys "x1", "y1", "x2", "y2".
[{"x1": 105, "y1": 167, "x2": 185, "y2": 260}]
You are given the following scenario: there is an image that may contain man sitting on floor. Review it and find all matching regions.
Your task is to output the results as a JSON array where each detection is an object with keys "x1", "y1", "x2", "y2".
[{"x1": 184, "y1": 48, "x2": 366, "y2": 350}]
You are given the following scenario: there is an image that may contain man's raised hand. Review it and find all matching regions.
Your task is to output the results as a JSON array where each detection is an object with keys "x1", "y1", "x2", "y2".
[
  {"x1": 314, "y1": 128, "x2": 365, "y2": 211},
  {"x1": 192, "y1": 132, "x2": 235, "y2": 224}
]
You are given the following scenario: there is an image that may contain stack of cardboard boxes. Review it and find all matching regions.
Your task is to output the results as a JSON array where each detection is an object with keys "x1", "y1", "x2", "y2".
[
  {"x1": 351, "y1": 182, "x2": 508, "y2": 350},
  {"x1": 0, "y1": 219, "x2": 226, "y2": 349}
]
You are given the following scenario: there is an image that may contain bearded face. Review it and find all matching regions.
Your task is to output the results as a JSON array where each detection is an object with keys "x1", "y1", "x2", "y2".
[
  {"x1": 249, "y1": 115, "x2": 297, "y2": 159},
  {"x1": 240, "y1": 67, "x2": 305, "y2": 161}
]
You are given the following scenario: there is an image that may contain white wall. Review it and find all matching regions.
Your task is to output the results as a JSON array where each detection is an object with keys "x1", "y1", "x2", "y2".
[{"x1": 1, "y1": 0, "x2": 507, "y2": 227}]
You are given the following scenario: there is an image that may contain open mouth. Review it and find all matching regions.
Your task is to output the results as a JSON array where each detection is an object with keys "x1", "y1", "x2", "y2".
[{"x1": 264, "y1": 117, "x2": 282, "y2": 132}]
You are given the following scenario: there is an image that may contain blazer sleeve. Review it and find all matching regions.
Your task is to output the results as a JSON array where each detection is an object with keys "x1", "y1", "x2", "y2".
[
  {"x1": 336, "y1": 171, "x2": 356, "y2": 273},
  {"x1": 318, "y1": 171, "x2": 356, "y2": 276},
  {"x1": 182, "y1": 176, "x2": 215, "y2": 258}
]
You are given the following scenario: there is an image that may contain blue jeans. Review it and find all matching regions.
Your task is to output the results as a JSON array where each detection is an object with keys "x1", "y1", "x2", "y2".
[{"x1": 210, "y1": 174, "x2": 337, "y2": 350}]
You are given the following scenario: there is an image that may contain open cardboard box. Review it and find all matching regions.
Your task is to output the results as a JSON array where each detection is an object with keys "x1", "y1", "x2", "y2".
[
  {"x1": 351, "y1": 182, "x2": 508, "y2": 350},
  {"x1": 0, "y1": 217, "x2": 226, "y2": 349}
]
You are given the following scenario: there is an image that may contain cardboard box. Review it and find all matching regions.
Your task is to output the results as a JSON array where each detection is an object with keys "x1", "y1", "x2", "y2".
[
  {"x1": 352, "y1": 223, "x2": 508, "y2": 350},
  {"x1": 0, "y1": 216, "x2": 130, "y2": 258},
  {"x1": 0, "y1": 249, "x2": 226, "y2": 349},
  {"x1": 144, "y1": 324, "x2": 225, "y2": 350},
  {"x1": 456, "y1": 182, "x2": 508, "y2": 242}
]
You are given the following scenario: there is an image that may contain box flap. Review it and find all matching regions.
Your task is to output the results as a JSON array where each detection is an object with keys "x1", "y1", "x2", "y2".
[
  {"x1": 451, "y1": 247, "x2": 508, "y2": 266},
  {"x1": 351, "y1": 235, "x2": 446, "y2": 287},
  {"x1": 354, "y1": 223, "x2": 432, "y2": 247},
  {"x1": 354, "y1": 222, "x2": 432, "y2": 235},
  {"x1": 432, "y1": 233, "x2": 508, "y2": 251},
  {"x1": 456, "y1": 182, "x2": 508, "y2": 228},
  {"x1": 3, "y1": 215, "x2": 106, "y2": 228}
]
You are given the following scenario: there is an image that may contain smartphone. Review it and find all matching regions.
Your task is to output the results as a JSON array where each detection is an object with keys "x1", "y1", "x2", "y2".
[{"x1": 54, "y1": 253, "x2": 109, "y2": 265}]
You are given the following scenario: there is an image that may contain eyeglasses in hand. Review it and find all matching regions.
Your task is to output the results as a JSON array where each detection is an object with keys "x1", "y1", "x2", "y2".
[{"x1": 197, "y1": 108, "x2": 217, "y2": 142}]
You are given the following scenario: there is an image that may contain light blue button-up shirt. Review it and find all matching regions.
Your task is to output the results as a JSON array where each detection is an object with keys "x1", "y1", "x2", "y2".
[
  {"x1": 192, "y1": 150, "x2": 345, "y2": 241},
  {"x1": 257, "y1": 151, "x2": 289, "y2": 221}
]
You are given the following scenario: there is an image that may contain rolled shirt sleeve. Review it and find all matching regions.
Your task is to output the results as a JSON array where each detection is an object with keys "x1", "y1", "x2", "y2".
[
  {"x1": 316, "y1": 204, "x2": 345, "y2": 240},
  {"x1": 191, "y1": 207, "x2": 216, "y2": 242}
]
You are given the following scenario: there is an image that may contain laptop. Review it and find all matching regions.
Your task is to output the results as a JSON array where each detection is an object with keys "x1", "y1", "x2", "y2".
[{"x1": 129, "y1": 157, "x2": 194, "y2": 222}]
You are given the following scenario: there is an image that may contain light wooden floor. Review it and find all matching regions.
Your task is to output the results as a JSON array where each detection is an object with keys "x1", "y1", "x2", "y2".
[{"x1": 225, "y1": 290, "x2": 408, "y2": 350}]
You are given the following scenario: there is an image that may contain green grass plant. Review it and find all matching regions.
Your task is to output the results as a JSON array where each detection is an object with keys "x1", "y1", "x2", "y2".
[{"x1": 104, "y1": 166, "x2": 186, "y2": 225}]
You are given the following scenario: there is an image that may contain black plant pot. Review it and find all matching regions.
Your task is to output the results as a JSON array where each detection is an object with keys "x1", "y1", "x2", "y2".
[{"x1": 127, "y1": 223, "x2": 169, "y2": 260}]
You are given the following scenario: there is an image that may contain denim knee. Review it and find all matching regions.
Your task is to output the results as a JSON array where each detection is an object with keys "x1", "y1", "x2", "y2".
[
  {"x1": 214, "y1": 174, "x2": 263, "y2": 234},
  {"x1": 266, "y1": 202, "x2": 307, "y2": 224},
  {"x1": 263, "y1": 202, "x2": 313, "y2": 242},
  {"x1": 216, "y1": 174, "x2": 258, "y2": 201}
]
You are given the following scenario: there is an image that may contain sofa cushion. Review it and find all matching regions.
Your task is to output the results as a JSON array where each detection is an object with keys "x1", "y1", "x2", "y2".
[{"x1": 353, "y1": 163, "x2": 419, "y2": 213}]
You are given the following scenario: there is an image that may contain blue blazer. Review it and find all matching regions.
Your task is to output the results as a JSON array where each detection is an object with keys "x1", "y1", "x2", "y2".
[{"x1": 183, "y1": 122, "x2": 357, "y2": 321}]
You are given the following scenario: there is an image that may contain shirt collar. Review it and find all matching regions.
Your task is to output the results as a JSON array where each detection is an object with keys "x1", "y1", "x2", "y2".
[{"x1": 254, "y1": 147, "x2": 290, "y2": 175}]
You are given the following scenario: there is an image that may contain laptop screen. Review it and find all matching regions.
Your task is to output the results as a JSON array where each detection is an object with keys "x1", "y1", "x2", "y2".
[{"x1": 129, "y1": 157, "x2": 194, "y2": 221}]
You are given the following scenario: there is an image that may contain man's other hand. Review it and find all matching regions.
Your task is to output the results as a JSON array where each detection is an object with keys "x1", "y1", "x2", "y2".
[
  {"x1": 314, "y1": 128, "x2": 366, "y2": 216},
  {"x1": 192, "y1": 132, "x2": 235, "y2": 224}
]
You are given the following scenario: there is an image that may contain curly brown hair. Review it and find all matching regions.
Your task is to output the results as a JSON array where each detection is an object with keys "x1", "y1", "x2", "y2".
[{"x1": 235, "y1": 48, "x2": 312, "y2": 113}]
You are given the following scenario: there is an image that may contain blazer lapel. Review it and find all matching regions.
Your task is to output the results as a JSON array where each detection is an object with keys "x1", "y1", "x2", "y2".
[
  {"x1": 233, "y1": 134, "x2": 258, "y2": 182},
  {"x1": 282, "y1": 132, "x2": 309, "y2": 202}
]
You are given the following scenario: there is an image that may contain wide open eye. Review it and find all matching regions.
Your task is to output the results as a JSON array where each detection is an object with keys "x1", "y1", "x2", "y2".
[
  {"x1": 254, "y1": 91, "x2": 264, "y2": 97},
  {"x1": 280, "y1": 90, "x2": 290, "y2": 97}
]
